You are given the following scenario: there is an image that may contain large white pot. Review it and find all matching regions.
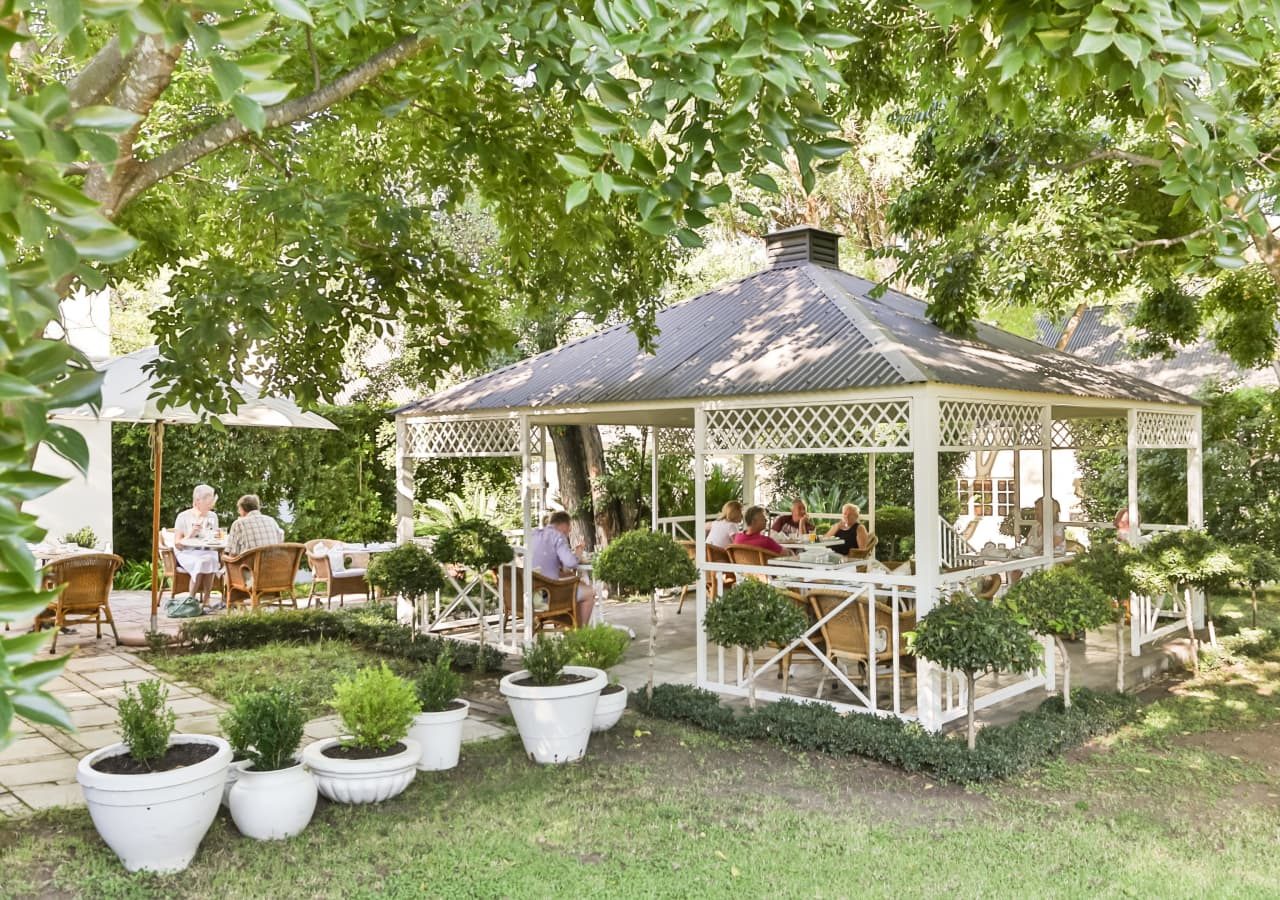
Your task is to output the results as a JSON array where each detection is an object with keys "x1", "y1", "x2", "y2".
[
  {"x1": 301, "y1": 737, "x2": 419, "y2": 804},
  {"x1": 591, "y1": 683, "x2": 628, "y2": 732},
  {"x1": 228, "y1": 760, "x2": 317, "y2": 840},
  {"x1": 407, "y1": 700, "x2": 470, "y2": 771},
  {"x1": 77, "y1": 734, "x2": 232, "y2": 873},
  {"x1": 221, "y1": 756, "x2": 245, "y2": 807},
  {"x1": 500, "y1": 665, "x2": 606, "y2": 764}
]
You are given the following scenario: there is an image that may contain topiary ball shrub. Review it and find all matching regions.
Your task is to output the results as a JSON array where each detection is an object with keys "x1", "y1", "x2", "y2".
[
  {"x1": 563, "y1": 623, "x2": 631, "y2": 672},
  {"x1": 703, "y1": 580, "x2": 807, "y2": 708},
  {"x1": 220, "y1": 689, "x2": 306, "y2": 771},
  {"x1": 117, "y1": 680, "x2": 177, "y2": 766},
  {"x1": 521, "y1": 633, "x2": 577, "y2": 686},
  {"x1": 592, "y1": 529, "x2": 697, "y2": 595},
  {"x1": 433, "y1": 518, "x2": 515, "y2": 572},
  {"x1": 366, "y1": 542, "x2": 447, "y2": 605},
  {"x1": 330, "y1": 663, "x2": 420, "y2": 753}
]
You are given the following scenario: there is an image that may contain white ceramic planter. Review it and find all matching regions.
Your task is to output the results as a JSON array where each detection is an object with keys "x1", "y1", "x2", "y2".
[
  {"x1": 591, "y1": 683, "x2": 628, "y2": 732},
  {"x1": 77, "y1": 734, "x2": 232, "y2": 874},
  {"x1": 301, "y1": 737, "x2": 419, "y2": 804},
  {"x1": 500, "y1": 665, "x2": 606, "y2": 764},
  {"x1": 228, "y1": 760, "x2": 317, "y2": 840},
  {"x1": 222, "y1": 757, "x2": 244, "y2": 807},
  {"x1": 407, "y1": 700, "x2": 470, "y2": 771}
]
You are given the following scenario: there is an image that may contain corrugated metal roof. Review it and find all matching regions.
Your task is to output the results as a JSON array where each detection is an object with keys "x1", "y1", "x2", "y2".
[
  {"x1": 1035, "y1": 306, "x2": 1278, "y2": 394},
  {"x1": 398, "y1": 260, "x2": 1195, "y2": 417}
]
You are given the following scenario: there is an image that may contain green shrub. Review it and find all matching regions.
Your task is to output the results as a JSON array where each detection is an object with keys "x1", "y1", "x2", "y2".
[
  {"x1": 62, "y1": 526, "x2": 97, "y2": 549},
  {"x1": 872, "y1": 506, "x2": 914, "y2": 561},
  {"x1": 1231, "y1": 544, "x2": 1280, "y2": 628},
  {"x1": 415, "y1": 648, "x2": 463, "y2": 713},
  {"x1": 220, "y1": 689, "x2": 306, "y2": 771},
  {"x1": 366, "y1": 543, "x2": 447, "y2": 604},
  {"x1": 634, "y1": 683, "x2": 1140, "y2": 784},
  {"x1": 114, "y1": 559, "x2": 154, "y2": 591},
  {"x1": 177, "y1": 606, "x2": 502, "y2": 671},
  {"x1": 522, "y1": 634, "x2": 575, "y2": 686},
  {"x1": 703, "y1": 580, "x2": 807, "y2": 708},
  {"x1": 592, "y1": 529, "x2": 697, "y2": 594},
  {"x1": 331, "y1": 663, "x2": 420, "y2": 752},
  {"x1": 117, "y1": 680, "x2": 176, "y2": 766},
  {"x1": 910, "y1": 594, "x2": 1043, "y2": 749},
  {"x1": 563, "y1": 623, "x2": 631, "y2": 672},
  {"x1": 433, "y1": 518, "x2": 514, "y2": 571}
]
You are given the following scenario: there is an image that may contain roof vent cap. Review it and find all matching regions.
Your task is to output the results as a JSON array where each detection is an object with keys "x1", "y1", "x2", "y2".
[{"x1": 764, "y1": 226, "x2": 841, "y2": 269}]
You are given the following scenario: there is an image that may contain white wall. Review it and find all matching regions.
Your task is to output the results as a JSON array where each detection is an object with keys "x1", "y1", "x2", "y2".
[{"x1": 955, "y1": 448, "x2": 1085, "y2": 551}]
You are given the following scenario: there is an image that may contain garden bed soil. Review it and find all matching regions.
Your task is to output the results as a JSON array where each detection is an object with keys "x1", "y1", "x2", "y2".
[
  {"x1": 601, "y1": 683, "x2": 625, "y2": 696},
  {"x1": 511, "y1": 673, "x2": 593, "y2": 689},
  {"x1": 321, "y1": 741, "x2": 408, "y2": 761},
  {"x1": 92, "y1": 742, "x2": 218, "y2": 775}
]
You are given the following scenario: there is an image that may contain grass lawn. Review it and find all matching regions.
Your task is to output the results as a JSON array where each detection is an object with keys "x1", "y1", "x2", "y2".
[{"x1": 5, "y1": 646, "x2": 1280, "y2": 897}]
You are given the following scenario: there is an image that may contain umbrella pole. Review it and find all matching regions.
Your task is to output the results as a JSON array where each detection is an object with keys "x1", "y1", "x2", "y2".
[{"x1": 150, "y1": 421, "x2": 164, "y2": 633}]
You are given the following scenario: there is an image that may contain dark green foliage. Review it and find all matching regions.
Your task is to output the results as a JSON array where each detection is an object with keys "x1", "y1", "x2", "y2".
[
  {"x1": 872, "y1": 506, "x2": 917, "y2": 561},
  {"x1": 1234, "y1": 545, "x2": 1280, "y2": 589},
  {"x1": 911, "y1": 594, "x2": 1043, "y2": 679},
  {"x1": 635, "y1": 684, "x2": 1140, "y2": 784},
  {"x1": 563, "y1": 623, "x2": 631, "y2": 671},
  {"x1": 522, "y1": 634, "x2": 576, "y2": 686},
  {"x1": 332, "y1": 663, "x2": 420, "y2": 752},
  {"x1": 177, "y1": 605, "x2": 502, "y2": 672},
  {"x1": 433, "y1": 518, "x2": 514, "y2": 571},
  {"x1": 1128, "y1": 530, "x2": 1240, "y2": 596},
  {"x1": 415, "y1": 648, "x2": 464, "y2": 713},
  {"x1": 592, "y1": 529, "x2": 697, "y2": 594},
  {"x1": 1073, "y1": 534, "x2": 1136, "y2": 603},
  {"x1": 771, "y1": 453, "x2": 965, "y2": 524},
  {"x1": 1003, "y1": 567, "x2": 1115, "y2": 639},
  {"x1": 117, "y1": 680, "x2": 176, "y2": 766},
  {"x1": 220, "y1": 689, "x2": 306, "y2": 771},
  {"x1": 703, "y1": 581, "x2": 807, "y2": 654},
  {"x1": 62, "y1": 527, "x2": 97, "y2": 549},
  {"x1": 366, "y1": 543, "x2": 447, "y2": 604},
  {"x1": 113, "y1": 560, "x2": 154, "y2": 591}
]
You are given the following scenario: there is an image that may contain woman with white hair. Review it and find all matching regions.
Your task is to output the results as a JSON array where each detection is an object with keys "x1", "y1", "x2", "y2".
[{"x1": 173, "y1": 484, "x2": 224, "y2": 607}]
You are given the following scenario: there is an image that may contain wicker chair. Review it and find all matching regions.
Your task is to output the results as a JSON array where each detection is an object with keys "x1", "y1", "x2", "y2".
[
  {"x1": 809, "y1": 591, "x2": 916, "y2": 701},
  {"x1": 497, "y1": 568, "x2": 580, "y2": 633},
  {"x1": 224, "y1": 543, "x2": 307, "y2": 612},
  {"x1": 305, "y1": 539, "x2": 370, "y2": 609},
  {"x1": 723, "y1": 543, "x2": 781, "y2": 582},
  {"x1": 157, "y1": 528, "x2": 191, "y2": 606},
  {"x1": 37, "y1": 553, "x2": 123, "y2": 653},
  {"x1": 846, "y1": 533, "x2": 878, "y2": 561},
  {"x1": 676, "y1": 540, "x2": 738, "y2": 614}
]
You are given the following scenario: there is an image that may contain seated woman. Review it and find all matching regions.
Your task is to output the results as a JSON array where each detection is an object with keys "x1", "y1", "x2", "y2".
[
  {"x1": 824, "y1": 503, "x2": 869, "y2": 556},
  {"x1": 732, "y1": 505, "x2": 786, "y2": 555},
  {"x1": 706, "y1": 501, "x2": 744, "y2": 549},
  {"x1": 173, "y1": 484, "x2": 224, "y2": 608}
]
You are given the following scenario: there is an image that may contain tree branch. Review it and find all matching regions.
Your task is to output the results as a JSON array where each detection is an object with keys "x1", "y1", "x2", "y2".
[
  {"x1": 1116, "y1": 225, "x2": 1217, "y2": 256},
  {"x1": 66, "y1": 37, "x2": 138, "y2": 109},
  {"x1": 1058, "y1": 149, "x2": 1164, "y2": 172},
  {"x1": 116, "y1": 34, "x2": 429, "y2": 211},
  {"x1": 306, "y1": 26, "x2": 321, "y2": 91}
]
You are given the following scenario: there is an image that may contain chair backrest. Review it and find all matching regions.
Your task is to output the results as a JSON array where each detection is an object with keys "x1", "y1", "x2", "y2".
[
  {"x1": 159, "y1": 528, "x2": 177, "y2": 549},
  {"x1": 248, "y1": 543, "x2": 307, "y2": 593},
  {"x1": 706, "y1": 544, "x2": 733, "y2": 565},
  {"x1": 848, "y1": 533, "x2": 878, "y2": 560},
  {"x1": 724, "y1": 543, "x2": 779, "y2": 581},
  {"x1": 305, "y1": 538, "x2": 339, "y2": 578},
  {"x1": 45, "y1": 553, "x2": 122, "y2": 611},
  {"x1": 808, "y1": 591, "x2": 869, "y2": 659},
  {"x1": 678, "y1": 539, "x2": 697, "y2": 562}
]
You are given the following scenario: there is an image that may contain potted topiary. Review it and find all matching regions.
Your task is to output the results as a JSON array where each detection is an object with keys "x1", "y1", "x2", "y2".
[
  {"x1": 499, "y1": 633, "x2": 606, "y2": 764},
  {"x1": 406, "y1": 648, "x2": 469, "y2": 771},
  {"x1": 367, "y1": 542, "x2": 447, "y2": 632},
  {"x1": 1073, "y1": 534, "x2": 1136, "y2": 691},
  {"x1": 301, "y1": 663, "x2": 421, "y2": 803},
  {"x1": 76, "y1": 680, "x2": 232, "y2": 873},
  {"x1": 221, "y1": 689, "x2": 315, "y2": 840},
  {"x1": 702, "y1": 580, "x2": 807, "y2": 709},
  {"x1": 1003, "y1": 566, "x2": 1113, "y2": 707},
  {"x1": 1232, "y1": 544, "x2": 1280, "y2": 629},
  {"x1": 563, "y1": 623, "x2": 632, "y2": 731},
  {"x1": 592, "y1": 529, "x2": 697, "y2": 700},
  {"x1": 909, "y1": 593, "x2": 1044, "y2": 749},
  {"x1": 433, "y1": 518, "x2": 515, "y2": 664}
]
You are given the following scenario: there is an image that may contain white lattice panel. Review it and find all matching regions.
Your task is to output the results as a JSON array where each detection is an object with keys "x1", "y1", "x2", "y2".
[
  {"x1": 657, "y1": 427, "x2": 694, "y2": 457},
  {"x1": 1135, "y1": 411, "x2": 1196, "y2": 449},
  {"x1": 939, "y1": 401, "x2": 1043, "y2": 450},
  {"x1": 704, "y1": 401, "x2": 911, "y2": 453},
  {"x1": 404, "y1": 418, "x2": 525, "y2": 458},
  {"x1": 1051, "y1": 418, "x2": 1127, "y2": 450}
]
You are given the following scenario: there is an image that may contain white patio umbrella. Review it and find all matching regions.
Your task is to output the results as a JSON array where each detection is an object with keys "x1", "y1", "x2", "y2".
[{"x1": 52, "y1": 347, "x2": 338, "y2": 630}]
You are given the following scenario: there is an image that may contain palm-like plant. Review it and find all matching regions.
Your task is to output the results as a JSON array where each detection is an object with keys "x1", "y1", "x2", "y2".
[{"x1": 416, "y1": 490, "x2": 504, "y2": 536}]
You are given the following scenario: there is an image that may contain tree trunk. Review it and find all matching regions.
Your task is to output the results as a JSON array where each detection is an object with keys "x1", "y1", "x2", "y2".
[
  {"x1": 547, "y1": 426, "x2": 596, "y2": 551},
  {"x1": 1205, "y1": 590, "x2": 1217, "y2": 648},
  {"x1": 965, "y1": 671, "x2": 977, "y2": 750},
  {"x1": 1055, "y1": 635, "x2": 1072, "y2": 708},
  {"x1": 746, "y1": 648, "x2": 756, "y2": 709},
  {"x1": 580, "y1": 425, "x2": 612, "y2": 547},
  {"x1": 1115, "y1": 618, "x2": 1125, "y2": 693},
  {"x1": 1183, "y1": 586, "x2": 1200, "y2": 674},
  {"x1": 1252, "y1": 585, "x2": 1259, "y2": 628},
  {"x1": 647, "y1": 592, "x2": 658, "y2": 701}
]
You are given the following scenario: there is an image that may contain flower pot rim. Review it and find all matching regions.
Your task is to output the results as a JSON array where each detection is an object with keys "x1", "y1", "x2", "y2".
[
  {"x1": 235, "y1": 758, "x2": 306, "y2": 777},
  {"x1": 499, "y1": 665, "x2": 606, "y2": 701},
  {"x1": 413, "y1": 699, "x2": 470, "y2": 723},
  {"x1": 302, "y1": 736, "x2": 420, "y2": 776},
  {"x1": 77, "y1": 734, "x2": 231, "y2": 792}
]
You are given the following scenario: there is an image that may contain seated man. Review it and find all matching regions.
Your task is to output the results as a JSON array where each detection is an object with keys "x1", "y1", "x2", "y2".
[
  {"x1": 771, "y1": 499, "x2": 811, "y2": 538},
  {"x1": 530, "y1": 510, "x2": 595, "y2": 625},
  {"x1": 225, "y1": 494, "x2": 284, "y2": 557},
  {"x1": 733, "y1": 505, "x2": 786, "y2": 555}
]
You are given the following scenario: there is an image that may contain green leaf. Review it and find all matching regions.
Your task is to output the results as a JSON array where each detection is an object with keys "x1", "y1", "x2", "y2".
[
  {"x1": 1112, "y1": 32, "x2": 1145, "y2": 66},
  {"x1": 73, "y1": 229, "x2": 139, "y2": 262},
  {"x1": 231, "y1": 94, "x2": 266, "y2": 134},
  {"x1": 1208, "y1": 42, "x2": 1259, "y2": 67},
  {"x1": 555, "y1": 153, "x2": 594, "y2": 178},
  {"x1": 42, "y1": 425, "x2": 90, "y2": 474},
  {"x1": 11, "y1": 691, "x2": 74, "y2": 732},
  {"x1": 48, "y1": 0, "x2": 82, "y2": 35},
  {"x1": 11, "y1": 657, "x2": 69, "y2": 692},
  {"x1": 748, "y1": 172, "x2": 780, "y2": 192},
  {"x1": 1074, "y1": 30, "x2": 1114, "y2": 56},
  {"x1": 70, "y1": 105, "x2": 142, "y2": 132},
  {"x1": 812, "y1": 31, "x2": 859, "y2": 48},
  {"x1": 240, "y1": 80, "x2": 293, "y2": 106},
  {"x1": 565, "y1": 180, "x2": 590, "y2": 212},
  {"x1": 1213, "y1": 253, "x2": 1246, "y2": 269},
  {"x1": 210, "y1": 56, "x2": 244, "y2": 100},
  {"x1": 271, "y1": 0, "x2": 313, "y2": 25},
  {"x1": 0, "y1": 374, "x2": 43, "y2": 402},
  {"x1": 218, "y1": 13, "x2": 272, "y2": 50}
]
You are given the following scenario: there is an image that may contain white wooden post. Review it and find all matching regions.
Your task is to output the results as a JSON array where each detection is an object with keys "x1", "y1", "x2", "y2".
[
  {"x1": 1012, "y1": 449, "x2": 1021, "y2": 540},
  {"x1": 537, "y1": 425, "x2": 547, "y2": 529},
  {"x1": 520, "y1": 414, "x2": 533, "y2": 646},
  {"x1": 651, "y1": 425, "x2": 660, "y2": 532},
  {"x1": 741, "y1": 453, "x2": 756, "y2": 506},
  {"x1": 1188, "y1": 408, "x2": 1205, "y2": 628},
  {"x1": 912, "y1": 389, "x2": 942, "y2": 731},
  {"x1": 1128, "y1": 408, "x2": 1141, "y2": 656},
  {"x1": 1041, "y1": 405, "x2": 1056, "y2": 692},
  {"x1": 867, "y1": 453, "x2": 876, "y2": 534},
  {"x1": 695, "y1": 406, "x2": 709, "y2": 687},
  {"x1": 394, "y1": 416, "x2": 415, "y2": 544}
]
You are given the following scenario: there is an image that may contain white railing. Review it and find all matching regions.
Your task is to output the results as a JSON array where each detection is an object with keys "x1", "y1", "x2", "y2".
[
  {"x1": 656, "y1": 516, "x2": 696, "y2": 542},
  {"x1": 938, "y1": 516, "x2": 976, "y2": 568}
]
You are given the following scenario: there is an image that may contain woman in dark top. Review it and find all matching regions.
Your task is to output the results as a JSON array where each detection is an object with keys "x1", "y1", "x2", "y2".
[{"x1": 825, "y1": 503, "x2": 869, "y2": 555}]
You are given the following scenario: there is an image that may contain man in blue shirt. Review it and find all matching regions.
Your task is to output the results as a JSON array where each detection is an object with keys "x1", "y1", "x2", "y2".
[{"x1": 529, "y1": 510, "x2": 595, "y2": 625}]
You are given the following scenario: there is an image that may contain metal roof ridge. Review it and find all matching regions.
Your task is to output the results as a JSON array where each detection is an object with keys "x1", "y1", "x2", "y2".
[{"x1": 799, "y1": 264, "x2": 930, "y2": 384}]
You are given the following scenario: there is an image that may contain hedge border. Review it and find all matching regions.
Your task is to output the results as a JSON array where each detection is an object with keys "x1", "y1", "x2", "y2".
[{"x1": 633, "y1": 683, "x2": 1139, "y2": 784}]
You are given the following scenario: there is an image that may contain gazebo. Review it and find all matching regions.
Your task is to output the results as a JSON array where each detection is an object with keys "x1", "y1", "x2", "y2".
[{"x1": 394, "y1": 228, "x2": 1202, "y2": 731}]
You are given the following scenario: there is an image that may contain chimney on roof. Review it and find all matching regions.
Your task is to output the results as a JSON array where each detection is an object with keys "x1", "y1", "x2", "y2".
[{"x1": 765, "y1": 226, "x2": 841, "y2": 269}]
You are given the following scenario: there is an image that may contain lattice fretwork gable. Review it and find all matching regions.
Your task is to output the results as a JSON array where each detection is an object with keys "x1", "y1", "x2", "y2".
[
  {"x1": 1135, "y1": 411, "x2": 1197, "y2": 449},
  {"x1": 404, "y1": 418, "x2": 525, "y2": 458},
  {"x1": 704, "y1": 401, "x2": 911, "y2": 453},
  {"x1": 1051, "y1": 418, "x2": 1127, "y2": 450},
  {"x1": 657, "y1": 427, "x2": 694, "y2": 457},
  {"x1": 939, "y1": 401, "x2": 1043, "y2": 450}
]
